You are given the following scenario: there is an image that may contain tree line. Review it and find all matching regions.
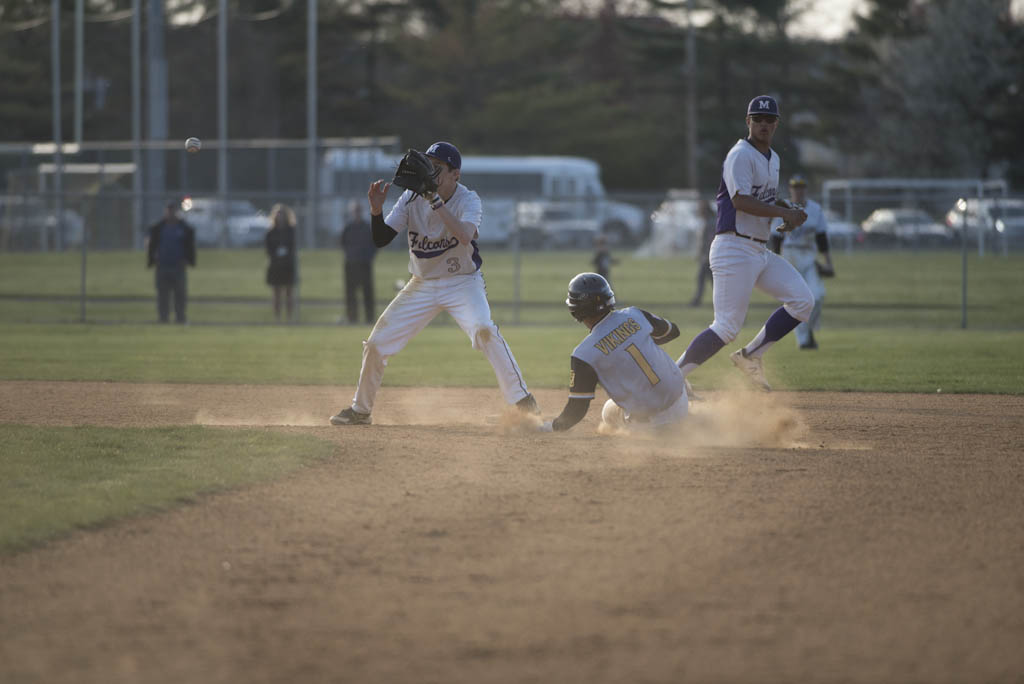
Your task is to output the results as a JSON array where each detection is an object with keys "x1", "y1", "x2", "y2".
[{"x1": 1, "y1": 0, "x2": 1022, "y2": 191}]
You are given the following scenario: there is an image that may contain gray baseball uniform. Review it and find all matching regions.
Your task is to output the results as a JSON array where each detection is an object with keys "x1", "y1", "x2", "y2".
[
  {"x1": 551, "y1": 306, "x2": 687, "y2": 432},
  {"x1": 772, "y1": 198, "x2": 829, "y2": 347}
]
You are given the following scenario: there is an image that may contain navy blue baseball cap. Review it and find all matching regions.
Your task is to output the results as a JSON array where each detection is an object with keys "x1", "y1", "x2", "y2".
[
  {"x1": 747, "y1": 95, "x2": 780, "y2": 117},
  {"x1": 426, "y1": 141, "x2": 461, "y2": 170}
]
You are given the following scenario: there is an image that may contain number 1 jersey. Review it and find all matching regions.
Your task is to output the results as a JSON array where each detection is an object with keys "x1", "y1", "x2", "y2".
[{"x1": 570, "y1": 306, "x2": 685, "y2": 420}]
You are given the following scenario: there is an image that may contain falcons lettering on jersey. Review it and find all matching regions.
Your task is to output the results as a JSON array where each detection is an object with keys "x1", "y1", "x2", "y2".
[
  {"x1": 750, "y1": 184, "x2": 777, "y2": 205},
  {"x1": 409, "y1": 232, "x2": 460, "y2": 259}
]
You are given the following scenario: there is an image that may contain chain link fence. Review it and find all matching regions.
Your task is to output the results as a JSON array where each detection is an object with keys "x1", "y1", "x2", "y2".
[
  {"x1": 0, "y1": 137, "x2": 406, "y2": 252},
  {"x1": 0, "y1": 138, "x2": 676, "y2": 325},
  {"x1": 5, "y1": 138, "x2": 1019, "y2": 327},
  {"x1": 0, "y1": 138, "x2": 676, "y2": 254},
  {"x1": 822, "y1": 178, "x2": 1022, "y2": 256}
]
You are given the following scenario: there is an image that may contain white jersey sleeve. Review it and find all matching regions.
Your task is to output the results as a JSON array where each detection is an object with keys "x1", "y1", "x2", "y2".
[
  {"x1": 384, "y1": 189, "x2": 415, "y2": 234},
  {"x1": 723, "y1": 142, "x2": 755, "y2": 200},
  {"x1": 386, "y1": 183, "x2": 484, "y2": 279}
]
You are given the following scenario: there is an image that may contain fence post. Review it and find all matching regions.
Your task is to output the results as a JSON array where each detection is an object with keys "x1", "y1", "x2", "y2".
[
  {"x1": 512, "y1": 210, "x2": 522, "y2": 325},
  {"x1": 958, "y1": 198, "x2": 968, "y2": 329}
]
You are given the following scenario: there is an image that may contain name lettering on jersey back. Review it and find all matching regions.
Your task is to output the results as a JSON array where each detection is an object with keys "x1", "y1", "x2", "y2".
[
  {"x1": 409, "y1": 231, "x2": 459, "y2": 259},
  {"x1": 593, "y1": 318, "x2": 641, "y2": 356}
]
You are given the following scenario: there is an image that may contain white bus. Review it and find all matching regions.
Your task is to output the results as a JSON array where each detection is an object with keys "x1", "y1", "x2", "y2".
[{"x1": 320, "y1": 150, "x2": 646, "y2": 247}]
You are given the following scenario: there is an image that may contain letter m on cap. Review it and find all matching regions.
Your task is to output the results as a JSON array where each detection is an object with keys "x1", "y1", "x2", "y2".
[{"x1": 758, "y1": 99, "x2": 770, "y2": 109}]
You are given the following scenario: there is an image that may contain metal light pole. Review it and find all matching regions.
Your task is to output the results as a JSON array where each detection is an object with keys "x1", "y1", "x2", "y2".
[
  {"x1": 51, "y1": 0, "x2": 64, "y2": 254},
  {"x1": 685, "y1": 0, "x2": 698, "y2": 189},
  {"x1": 132, "y1": 0, "x2": 142, "y2": 250},
  {"x1": 74, "y1": 0, "x2": 83, "y2": 143},
  {"x1": 217, "y1": 0, "x2": 229, "y2": 248},
  {"x1": 306, "y1": 0, "x2": 318, "y2": 252},
  {"x1": 300, "y1": 0, "x2": 319, "y2": 322},
  {"x1": 146, "y1": 0, "x2": 168, "y2": 225}
]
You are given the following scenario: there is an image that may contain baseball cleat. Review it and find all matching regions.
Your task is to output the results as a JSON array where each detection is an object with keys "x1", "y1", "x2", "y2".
[
  {"x1": 515, "y1": 393, "x2": 541, "y2": 415},
  {"x1": 730, "y1": 349, "x2": 772, "y2": 391},
  {"x1": 329, "y1": 407, "x2": 372, "y2": 425}
]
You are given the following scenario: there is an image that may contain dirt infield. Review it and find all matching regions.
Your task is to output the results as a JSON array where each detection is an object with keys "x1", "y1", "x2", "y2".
[{"x1": 2, "y1": 381, "x2": 1023, "y2": 684}]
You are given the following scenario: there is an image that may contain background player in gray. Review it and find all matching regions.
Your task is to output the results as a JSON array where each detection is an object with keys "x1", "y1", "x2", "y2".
[
  {"x1": 675, "y1": 95, "x2": 813, "y2": 392},
  {"x1": 769, "y1": 174, "x2": 835, "y2": 350},
  {"x1": 538, "y1": 272, "x2": 688, "y2": 433}
]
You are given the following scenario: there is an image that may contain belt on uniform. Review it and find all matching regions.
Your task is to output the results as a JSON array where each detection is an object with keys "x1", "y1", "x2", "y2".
[{"x1": 721, "y1": 230, "x2": 767, "y2": 245}]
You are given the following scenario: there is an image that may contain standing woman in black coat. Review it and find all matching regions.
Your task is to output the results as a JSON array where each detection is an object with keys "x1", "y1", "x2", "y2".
[{"x1": 265, "y1": 204, "x2": 298, "y2": 322}]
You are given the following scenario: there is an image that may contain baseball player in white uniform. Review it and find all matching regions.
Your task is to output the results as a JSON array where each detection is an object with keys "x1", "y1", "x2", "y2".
[
  {"x1": 675, "y1": 95, "x2": 814, "y2": 391},
  {"x1": 538, "y1": 272, "x2": 688, "y2": 434},
  {"x1": 770, "y1": 174, "x2": 835, "y2": 350},
  {"x1": 330, "y1": 141, "x2": 538, "y2": 425}
]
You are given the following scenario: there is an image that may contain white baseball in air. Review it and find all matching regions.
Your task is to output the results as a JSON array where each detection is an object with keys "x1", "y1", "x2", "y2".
[{"x1": 185, "y1": 137, "x2": 202, "y2": 153}]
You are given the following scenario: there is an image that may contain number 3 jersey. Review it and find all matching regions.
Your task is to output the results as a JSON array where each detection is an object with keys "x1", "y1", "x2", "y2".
[
  {"x1": 385, "y1": 184, "x2": 484, "y2": 279},
  {"x1": 570, "y1": 306, "x2": 686, "y2": 420}
]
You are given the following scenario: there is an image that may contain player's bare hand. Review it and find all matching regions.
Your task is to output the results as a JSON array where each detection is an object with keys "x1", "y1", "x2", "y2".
[{"x1": 368, "y1": 180, "x2": 390, "y2": 214}]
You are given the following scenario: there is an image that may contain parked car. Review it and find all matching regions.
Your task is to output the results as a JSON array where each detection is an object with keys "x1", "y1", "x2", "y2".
[
  {"x1": 515, "y1": 197, "x2": 647, "y2": 249},
  {"x1": 944, "y1": 198, "x2": 1024, "y2": 247},
  {"x1": 823, "y1": 209, "x2": 864, "y2": 248},
  {"x1": 860, "y1": 208, "x2": 951, "y2": 245},
  {"x1": 181, "y1": 197, "x2": 268, "y2": 247},
  {"x1": 320, "y1": 151, "x2": 649, "y2": 248},
  {"x1": 638, "y1": 191, "x2": 710, "y2": 255},
  {"x1": 0, "y1": 196, "x2": 84, "y2": 250}
]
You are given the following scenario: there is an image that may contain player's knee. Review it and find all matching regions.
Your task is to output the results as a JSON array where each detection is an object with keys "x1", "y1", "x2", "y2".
[
  {"x1": 470, "y1": 323, "x2": 498, "y2": 351},
  {"x1": 361, "y1": 339, "x2": 388, "y2": 366},
  {"x1": 788, "y1": 291, "x2": 814, "y2": 322},
  {"x1": 710, "y1": 321, "x2": 740, "y2": 344},
  {"x1": 601, "y1": 399, "x2": 625, "y2": 428}
]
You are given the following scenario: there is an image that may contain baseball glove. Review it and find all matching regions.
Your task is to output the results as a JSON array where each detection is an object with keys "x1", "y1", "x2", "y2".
[
  {"x1": 392, "y1": 149, "x2": 439, "y2": 198},
  {"x1": 775, "y1": 198, "x2": 804, "y2": 233},
  {"x1": 816, "y1": 262, "x2": 835, "y2": 278}
]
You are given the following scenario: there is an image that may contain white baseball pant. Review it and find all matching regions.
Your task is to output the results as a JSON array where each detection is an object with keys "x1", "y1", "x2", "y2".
[
  {"x1": 601, "y1": 389, "x2": 689, "y2": 434},
  {"x1": 351, "y1": 271, "x2": 530, "y2": 414},
  {"x1": 708, "y1": 234, "x2": 813, "y2": 343}
]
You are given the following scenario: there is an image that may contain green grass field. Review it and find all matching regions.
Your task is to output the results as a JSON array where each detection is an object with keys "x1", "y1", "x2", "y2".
[
  {"x1": 2, "y1": 247, "x2": 1023, "y2": 328},
  {"x1": 1, "y1": 323, "x2": 1022, "y2": 393},
  {"x1": 2, "y1": 246, "x2": 1023, "y2": 553},
  {"x1": 0, "y1": 425, "x2": 336, "y2": 552}
]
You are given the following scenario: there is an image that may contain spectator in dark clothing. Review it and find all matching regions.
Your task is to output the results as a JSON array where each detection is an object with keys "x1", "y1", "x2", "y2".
[
  {"x1": 690, "y1": 200, "x2": 716, "y2": 307},
  {"x1": 340, "y1": 201, "x2": 377, "y2": 324},
  {"x1": 592, "y1": 234, "x2": 619, "y2": 286},
  {"x1": 146, "y1": 200, "x2": 196, "y2": 324},
  {"x1": 265, "y1": 203, "x2": 298, "y2": 322}
]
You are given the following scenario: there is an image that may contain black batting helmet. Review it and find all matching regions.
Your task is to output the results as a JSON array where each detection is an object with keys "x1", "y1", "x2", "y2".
[{"x1": 566, "y1": 272, "x2": 615, "y2": 322}]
